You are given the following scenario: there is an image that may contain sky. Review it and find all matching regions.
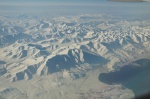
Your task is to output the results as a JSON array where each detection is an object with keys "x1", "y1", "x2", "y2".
[
  {"x1": 0, "y1": 0, "x2": 149, "y2": 18},
  {"x1": 0, "y1": 0, "x2": 149, "y2": 5},
  {"x1": 0, "y1": 0, "x2": 106, "y2": 5}
]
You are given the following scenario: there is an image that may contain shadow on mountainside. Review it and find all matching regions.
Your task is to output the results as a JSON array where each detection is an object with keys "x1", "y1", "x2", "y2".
[
  {"x1": 46, "y1": 49, "x2": 108, "y2": 74},
  {"x1": 99, "y1": 59, "x2": 150, "y2": 98}
]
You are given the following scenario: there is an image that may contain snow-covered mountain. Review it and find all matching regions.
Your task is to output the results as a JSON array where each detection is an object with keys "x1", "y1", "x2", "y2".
[
  {"x1": 38, "y1": 48, "x2": 107, "y2": 75},
  {"x1": 0, "y1": 14, "x2": 150, "y2": 99}
]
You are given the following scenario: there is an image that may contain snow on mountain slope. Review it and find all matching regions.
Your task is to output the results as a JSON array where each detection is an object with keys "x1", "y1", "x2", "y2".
[
  {"x1": 0, "y1": 14, "x2": 150, "y2": 99},
  {"x1": 38, "y1": 48, "x2": 107, "y2": 75},
  {"x1": 0, "y1": 33, "x2": 32, "y2": 47},
  {"x1": 0, "y1": 87, "x2": 27, "y2": 99},
  {"x1": 0, "y1": 14, "x2": 150, "y2": 81}
]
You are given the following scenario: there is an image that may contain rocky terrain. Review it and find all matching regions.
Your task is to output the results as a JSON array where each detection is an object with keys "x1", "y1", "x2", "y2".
[{"x1": 0, "y1": 14, "x2": 150, "y2": 99}]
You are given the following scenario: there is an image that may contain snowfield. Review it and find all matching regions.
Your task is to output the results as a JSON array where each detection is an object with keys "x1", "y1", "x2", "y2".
[{"x1": 0, "y1": 14, "x2": 150, "y2": 99}]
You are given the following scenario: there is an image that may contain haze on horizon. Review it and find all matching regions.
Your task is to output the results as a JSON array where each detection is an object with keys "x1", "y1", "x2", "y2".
[{"x1": 0, "y1": 0, "x2": 149, "y2": 17}]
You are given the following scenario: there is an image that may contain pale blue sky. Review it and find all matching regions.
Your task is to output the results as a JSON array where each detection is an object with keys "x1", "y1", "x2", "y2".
[
  {"x1": 0, "y1": 0, "x2": 149, "y2": 17},
  {"x1": 0, "y1": 0, "x2": 105, "y2": 5}
]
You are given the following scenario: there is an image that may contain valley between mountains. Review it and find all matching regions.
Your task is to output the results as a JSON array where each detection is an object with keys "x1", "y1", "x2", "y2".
[{"x1": 0, "y1": 14, "x2": 150, "y2": 99}]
